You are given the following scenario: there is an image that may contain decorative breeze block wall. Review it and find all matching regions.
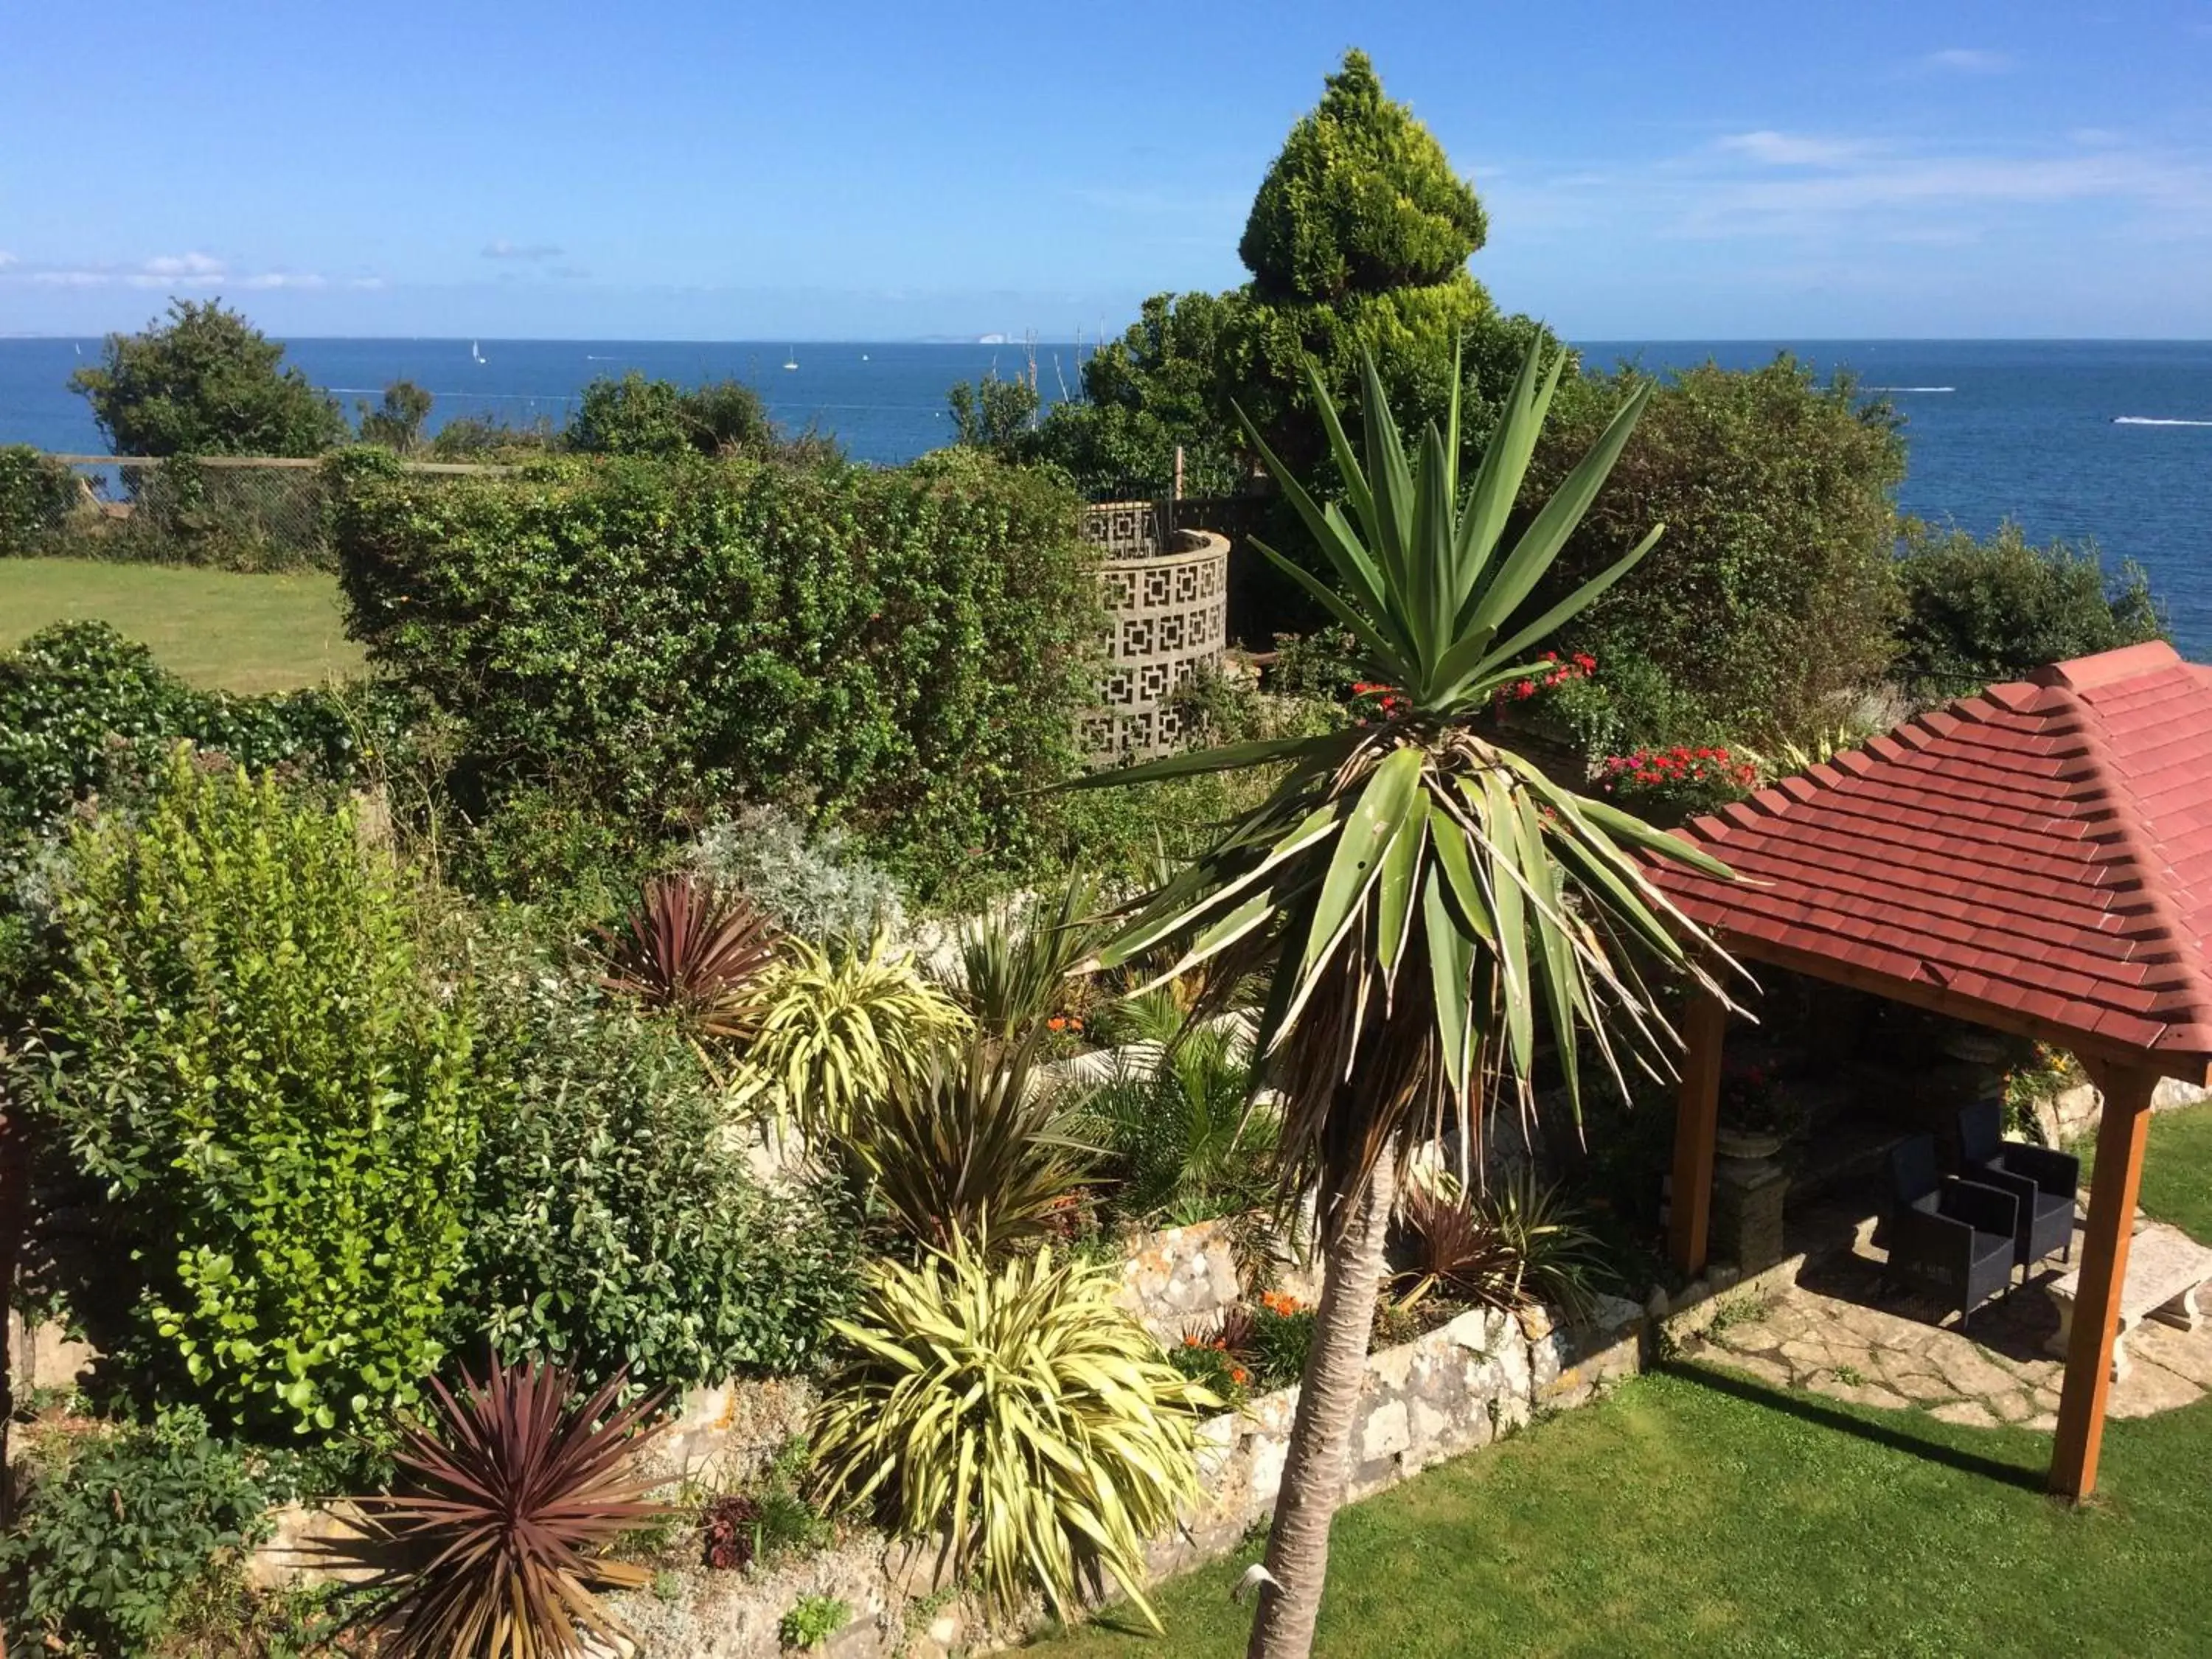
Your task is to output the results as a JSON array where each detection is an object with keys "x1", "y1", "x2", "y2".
[{"x1": 1079, "y1": 500, "x2": 1229, "y2": 763}]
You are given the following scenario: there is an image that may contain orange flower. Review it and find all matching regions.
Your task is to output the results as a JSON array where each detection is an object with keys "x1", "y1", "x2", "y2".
[
  {"x1": 1230, "y1": 1366, "x2": 1250, "y2": 1387},
  {"x1": 1260, "y1": 1290, "x2": 1306, "y2": 1318}
]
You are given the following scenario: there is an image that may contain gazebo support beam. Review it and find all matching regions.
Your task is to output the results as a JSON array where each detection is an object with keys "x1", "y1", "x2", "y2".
[
  {"x1": 1668, "y1": 985, "x2": 1728, "y2": 1278},
  {"x1": 2048, "y1": 1060, "x2": 2157, "y2": 1501}
]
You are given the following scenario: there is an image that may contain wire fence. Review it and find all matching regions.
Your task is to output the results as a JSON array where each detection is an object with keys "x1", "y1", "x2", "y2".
[{"x1": 0, "y1": 453, "x2": 504, "y2": 571}]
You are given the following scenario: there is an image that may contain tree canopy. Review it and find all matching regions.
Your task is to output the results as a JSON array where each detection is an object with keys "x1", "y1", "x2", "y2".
[
  {"x1": 1239, "y1": 48, "x2": 1489, "y2": 305},
  {"x1": 1020, "y1": 50, "x2": 1545, "y2": 506},
  {"x1": 70, "y1": 299, "x2": 347, "y2": 458}
]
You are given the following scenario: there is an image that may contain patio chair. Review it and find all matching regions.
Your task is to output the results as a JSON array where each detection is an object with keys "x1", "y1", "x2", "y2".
[
  {"x1": 1882, "y1": 1135, "x2": 2019, "y2": 1332},
  {"x1": 1956, "y1": 1097, "x2": 2078, "y2": 1278}
]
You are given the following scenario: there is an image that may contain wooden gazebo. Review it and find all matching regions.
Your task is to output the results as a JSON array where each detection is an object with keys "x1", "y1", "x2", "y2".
[{"x1": 1650, "y1": 641, "x2": 2212, "y2": 1500}]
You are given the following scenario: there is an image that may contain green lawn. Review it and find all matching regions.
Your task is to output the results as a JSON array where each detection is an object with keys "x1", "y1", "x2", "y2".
[
  {"x1": 1031, "y1": 1105, "x2": 2212, "y2": 1658},
  {"x1": 0, "y1": 557, "x2": 364, "y2": 694},
  {"x1": 2079, "y1": 1096, "x2": 2212, "y2": 1244}
]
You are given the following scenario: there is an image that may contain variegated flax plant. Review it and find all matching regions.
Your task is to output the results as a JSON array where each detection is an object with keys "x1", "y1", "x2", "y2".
[{"x1": 1071, "y1": 341, "x2": 1736, "y2": 1659}]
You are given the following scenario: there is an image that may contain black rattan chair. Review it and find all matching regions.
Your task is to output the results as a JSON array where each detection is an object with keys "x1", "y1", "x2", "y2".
[
  {"x1": 1956, "y1": 1097, "x2": 2078, "y2": 1279},
  {"x1": 1884, "y1": 1135, "x2": 2019, "y2": 1332}
]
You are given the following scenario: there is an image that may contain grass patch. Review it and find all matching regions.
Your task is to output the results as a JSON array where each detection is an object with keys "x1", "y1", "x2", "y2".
[
  {"x1": 0, "y1": 557, "x2": 363, "y2": 693},
  {"x1": 2080, "y1": 1097, "x2": 2212, "y2": 1247},
  {"x1": 1026, "y1": 1365, "x2": 2212, "y2": 1657},
  {"x1": 1030, "y1": 1099, "x2": 2212, "y2": 1656}
]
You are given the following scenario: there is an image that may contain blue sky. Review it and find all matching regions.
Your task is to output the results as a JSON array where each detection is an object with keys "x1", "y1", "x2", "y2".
[{"x1": 4, "y1": 1, "x2": 2211, "y2": 339}]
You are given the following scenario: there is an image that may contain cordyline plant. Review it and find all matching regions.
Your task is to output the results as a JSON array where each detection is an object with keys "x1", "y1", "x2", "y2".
[
  {"x1": 597, "y1": 870, "x2": 778, "y2": 1040},
  {"x1": 346, "y1": 1358, "x2": 672, "y2": 1659},
  {"x1": 853, "y1": 1032, "x2": 1097, "y2": 1254},
  {"x1": 810, "y1": 1237, "x2": 1217, "y2": 1632},
  {"x1": 1072, "y1": 341, "x2": 1736, "y2": 1658}
]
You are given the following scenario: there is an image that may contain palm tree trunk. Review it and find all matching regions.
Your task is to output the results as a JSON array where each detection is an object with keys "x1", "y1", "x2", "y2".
[{"x1": 1244, "y1": 1154, "x2": 1395, "y2": 1659}]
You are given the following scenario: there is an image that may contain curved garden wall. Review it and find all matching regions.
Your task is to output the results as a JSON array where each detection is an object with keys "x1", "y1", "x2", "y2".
[{"x1": 1080, "y1": 500, "x2": 1229, "y2": 762}]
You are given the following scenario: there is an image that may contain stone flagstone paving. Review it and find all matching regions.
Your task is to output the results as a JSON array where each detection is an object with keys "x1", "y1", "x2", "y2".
[{"x1": 1696, "y1": 1216, "x2": 2212, "y2": 1430}]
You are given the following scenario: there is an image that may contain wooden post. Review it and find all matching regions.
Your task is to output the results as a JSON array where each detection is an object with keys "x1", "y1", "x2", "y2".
[
  {"x1": 2048, "y1": 1059, "x2": 2157, "y2": 1501},
  {"x1": 1669, "y1": 985, "x2": 1728, "y2": 1277}
]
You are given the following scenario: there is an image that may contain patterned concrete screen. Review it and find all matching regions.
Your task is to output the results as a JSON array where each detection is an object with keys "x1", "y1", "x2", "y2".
[{"x1": 1079, "y1": 500, "x2": 1229, "y2": 762}]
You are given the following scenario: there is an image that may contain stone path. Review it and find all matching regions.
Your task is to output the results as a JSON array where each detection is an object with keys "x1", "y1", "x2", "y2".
[{"x1": 1697, "y1": 1216, "x2": 2212, "y2": 1430}]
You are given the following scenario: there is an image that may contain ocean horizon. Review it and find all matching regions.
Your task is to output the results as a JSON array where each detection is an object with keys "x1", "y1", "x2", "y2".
[{"x1": 4, "y1": 334, "x2": 2208, "y2": 653}]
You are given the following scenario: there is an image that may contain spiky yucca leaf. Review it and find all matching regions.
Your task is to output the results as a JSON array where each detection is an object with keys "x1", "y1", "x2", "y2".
[
  {"x1": 810, "y1": 1239, "x2": 1218, "y2": 1631},
  {"x1": 597, "y1": 871, "x2": 777, "y2": 1040},
  {"x1": 347, "y1": 1358, "x2": 672, "y2": 1659},
  {"x1": 1074, "y1": 339, "x2": 1737, "y2": 1237},
  {"x1": 731, "y1": 933, "x2": 970, "y2": 1135}
]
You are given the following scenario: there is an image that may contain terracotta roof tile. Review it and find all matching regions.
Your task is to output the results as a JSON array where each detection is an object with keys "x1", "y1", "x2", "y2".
[{"x1": 1653, "y1": 641, "x2": 2212, "y2": 1063}]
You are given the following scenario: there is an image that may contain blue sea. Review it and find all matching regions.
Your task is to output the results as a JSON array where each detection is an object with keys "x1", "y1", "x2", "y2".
[{"x1": 3, "y1": 335, "x2": 2208, "y2": 653}]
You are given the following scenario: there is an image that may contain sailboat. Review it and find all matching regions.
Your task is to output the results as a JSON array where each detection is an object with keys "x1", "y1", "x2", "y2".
[
  {"x1": 783, "y1": 347, "x2": 799, "y2": 370},
  {"x1": 471, "y1": 340, "x2": 487, "y2": 365}
]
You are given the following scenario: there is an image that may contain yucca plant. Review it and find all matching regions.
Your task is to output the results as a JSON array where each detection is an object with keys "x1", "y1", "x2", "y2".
[
  {"x1": 810, "y1": 1239, "x2": 1218, "y2": 1630},
  {"x1": 347, "y1": 1358, "x2": 672, "y2": 1659},
  {"x1": 597, "y1": 871, "x2": 777, "y2": 1040},
  {"x1": 1397, "y1": 1169, "x2": 1606, "y2": 1323},
  {"x1": 1074, "y1": 341, "x2": 1736, "y2": 1658},
  {"x1": 731, "y1": 933, "x2": 970, "y2": 1135},
  {"x1": 951, "y1": 867, "x2": 1104, "y2": 1042},
  {"x1": 853, "y1": 1033, "x2": 1096, "y2": 1253}
]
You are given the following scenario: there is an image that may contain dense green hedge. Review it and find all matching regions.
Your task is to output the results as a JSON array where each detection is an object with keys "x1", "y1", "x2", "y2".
[
  {"x1": 1894, "y1": 518, "x2": 2166, "y2": 691},
  {"x1": 0, "y1": 446, "x2": 80, "y2": 554},
  {"x1": 0, "y1": 621, "x2": 408, "y2": 856},
  {"x1": 1526, "y1": 357, "x2": 1906, "y2": 749},
  {"x1": 330, "y1": 447, "x2": 1104, "y2": 895}
]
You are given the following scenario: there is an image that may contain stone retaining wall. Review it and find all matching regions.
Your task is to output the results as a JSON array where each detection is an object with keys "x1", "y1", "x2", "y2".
[{"x1": 597, "y1": 1291, "x2": 1652, "y2": 1658}]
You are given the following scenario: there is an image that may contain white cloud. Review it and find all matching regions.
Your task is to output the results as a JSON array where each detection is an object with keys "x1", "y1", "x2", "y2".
[
  {"x1": 141, "y1": 251, "x2": 225, "y2": 278},
  {"x1": 481, "y1": 239, "x2": 563, "y2": 261},
  {"x1": 0, "y1": 252, "x2": 345, "y2": 291},
  {"x1": 0, "y1": 251, "x2": 16, "y2": 268},
  {"x1": 1715, "y1": 131, "x2": 1868, "y2": 168},
  {"x1": 1919, "y1": 47, "x2": 2017, "y2": 74},
  {"x1": 1482, "y1": 128, "x2": 2212, "y2": 254}
]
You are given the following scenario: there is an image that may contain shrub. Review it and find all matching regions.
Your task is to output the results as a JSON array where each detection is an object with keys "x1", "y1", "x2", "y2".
[
  {"x1": 700, "y1": 1447, "x2": 829, "y2": 1572},
  {"x1": 0, "y1": 619, "x2": 408, "y2": 856},
  {"x1": 732, "y1": 935, "x2": 969, "y2": 1136},
  {"x1": 70, "y1": 299, "x2": 347, "y2": 458},
  {"x1": 0, "y1": 1405, "x2": 277, "y2": 1659},
  {"x1": 462, "y1": 936, "x2": 858, "y2": 1391},
  {"x1": 0, "y1": 445, "x2": 81, "y2": 552},
  {"x1": 330, "y1": 446, "x2": 1103, "y2": 895},
  {"x1": 689, "y1": 804, "x2": 907, "y2": 945},
  {"x1": 22, "y1": 751, "x2": 477, "y2": 1436},
  {"x1": 779, "y1": 1594, "x2": 852, "y2": 1650},
  {"x1": 566, "y1": 371, "x2": 774, "y2": 458},
  {"x1": 1893, "y1": 518, "x2": 2166, "y2": 692},
  {"x1": 356, "y1": 380, "x2": 434, "y2": 453},
  {"x1": 810, "y1": 1240, "x2": 1217, "y2": 1629},
  {"x1": 1397, "y1": 1172, "x2": 1607, "y2": 1322},
  {"x1": 947, "y1": 369, "x2": 1041, "y2": 454},
  {"x1": 1527, "y1": 356, "x2": 1905, "y2": 746},
  {"x1": 852, "y1": 1036, "x2": 1095, "y2": 1253},
  {"x1": 597, "y1": 871, "x2": 779, "y2": 1043},
  {"x1": 348, "y1": 1360, "x2": 670, "y2": 1658},
  {"x1": 1085, "y1": 1018, "x2": 1278, "y2": 1228}
]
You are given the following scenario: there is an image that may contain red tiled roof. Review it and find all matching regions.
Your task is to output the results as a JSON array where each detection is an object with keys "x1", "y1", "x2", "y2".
[{"x1": 1653, "y1": 641, "x2": 2212, "y2": 1062}]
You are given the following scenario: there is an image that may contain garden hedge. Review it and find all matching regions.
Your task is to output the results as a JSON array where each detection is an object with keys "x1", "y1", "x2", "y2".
[{"x1": 329, "y1": 448, "x2": 1103, "y2": 895}]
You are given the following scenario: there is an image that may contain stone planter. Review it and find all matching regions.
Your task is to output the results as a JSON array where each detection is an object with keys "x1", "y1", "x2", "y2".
[{"x1": 1714, "y1": 1127, "x2": 1784, "y2": 1166}]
